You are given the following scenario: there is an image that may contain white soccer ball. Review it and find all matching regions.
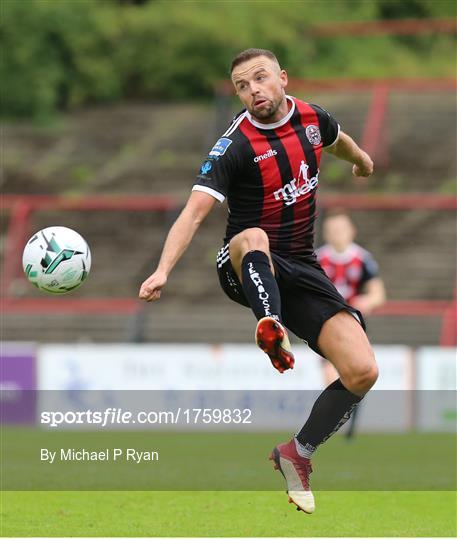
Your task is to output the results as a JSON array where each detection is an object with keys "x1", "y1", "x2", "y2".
[{"x1": 22, "y1": 226, "x2": 91, "y2": 294}]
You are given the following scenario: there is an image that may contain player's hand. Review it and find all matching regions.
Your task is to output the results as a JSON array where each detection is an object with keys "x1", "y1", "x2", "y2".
[
  {"x1": 352, "y1": 152, "x2": 373, "y2": 178},
  {"x1": 139, "y1": 270, "x2": 167, "y2": 302}
]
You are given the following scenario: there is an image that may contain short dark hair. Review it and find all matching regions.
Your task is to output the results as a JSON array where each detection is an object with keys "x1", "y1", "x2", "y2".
[{"x1": 230, "y1": 48, "x2": 279, "y2": 74}]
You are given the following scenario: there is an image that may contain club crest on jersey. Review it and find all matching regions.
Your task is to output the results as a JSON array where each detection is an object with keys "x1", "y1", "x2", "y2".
[
  {"x1": 305, "y1": 124, "x2": 321, "y2": 146},
  {"x1": 273, "y1": 160, "x2": 319, "y2": 206},
  {"x1": 209, "y1": 137, "x2": 232, "y2": 157}
]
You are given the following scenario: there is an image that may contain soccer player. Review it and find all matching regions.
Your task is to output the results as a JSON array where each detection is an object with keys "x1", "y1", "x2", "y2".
[
  {"x1": 139, "y1": 48, "x2": 378, "y2": 514},
  {"x1": 317, "y1": 209, "x2": 386, "y2": 438}
]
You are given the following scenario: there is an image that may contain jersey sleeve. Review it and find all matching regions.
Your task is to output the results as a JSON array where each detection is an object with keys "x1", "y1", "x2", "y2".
[
  {"x1": 360, "y1": 250, "x2": 380, "y2": 285},
  {"x1": 193, "y1": 136, "x2": 239, "y2": 203},
  {"x1": 310, "y1": 104, "x2": 340, "y2": 148}
]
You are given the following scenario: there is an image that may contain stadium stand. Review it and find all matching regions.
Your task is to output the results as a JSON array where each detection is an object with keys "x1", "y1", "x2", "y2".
[{"x1": 2, "y1": 87, "x2": 456, "y2": 346}]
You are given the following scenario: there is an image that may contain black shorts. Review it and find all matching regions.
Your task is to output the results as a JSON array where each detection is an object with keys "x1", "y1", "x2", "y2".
[{"x1": 216, "y1": 244, "x2": 365, "y2": 355}]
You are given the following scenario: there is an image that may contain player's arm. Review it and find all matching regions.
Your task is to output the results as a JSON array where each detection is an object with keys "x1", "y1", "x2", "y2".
[
  {"x1": 139, "y1": 191, "x2": 216, "y2": 302},
  {"x1": 351, "y1": 277, "x2": 386, "y2": 315},
  {"x1": 324, "y1": 131, "x2": 374, "y2": 178}
]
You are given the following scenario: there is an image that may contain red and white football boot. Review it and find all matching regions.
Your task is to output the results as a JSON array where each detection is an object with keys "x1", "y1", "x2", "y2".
[
  {"x1": 270, "y1": 438, "x2": 315, "y2": 514},
  {"x1": 255, "y1": 317, "x2": 295, "y2": 373}
]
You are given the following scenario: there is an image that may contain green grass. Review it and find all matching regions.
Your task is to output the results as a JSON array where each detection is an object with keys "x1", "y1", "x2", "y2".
[
  {"x1": 2, "y1": 429, "x2": 455, "y2": 491},
  {"x1": 2, "y1": 430, "x2": 456, "y2": 536},
  {"x1": 1, "y1": 490, "x2": 456, "y2": 537}
]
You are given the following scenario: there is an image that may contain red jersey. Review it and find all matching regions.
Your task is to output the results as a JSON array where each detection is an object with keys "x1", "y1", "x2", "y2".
[
  {"x1": 193, "y1": 96, "x2": 340, "y2": 259},
  {"x1": 316, "y1": 243, "x2": 379, "y2": 302}
]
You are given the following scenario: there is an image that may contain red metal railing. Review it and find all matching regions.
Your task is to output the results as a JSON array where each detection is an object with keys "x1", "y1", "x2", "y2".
[
  {"x1": 1, "y1": 194, "x2": 179, "y2": 299},
  {"x1": 2, "y1": 297, "x2": 140, "y2": 314},
  {"x1": 439, "y1": 278, "x2": 457, "y2": 346},
  {"x1": 2, "y1": 193, "x2": 455, "y2": 345}
]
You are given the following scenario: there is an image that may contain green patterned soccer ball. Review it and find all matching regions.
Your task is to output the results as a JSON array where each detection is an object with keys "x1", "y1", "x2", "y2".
[{"x1": 22, "y1": 226, "x2": 91, "y2": 294}]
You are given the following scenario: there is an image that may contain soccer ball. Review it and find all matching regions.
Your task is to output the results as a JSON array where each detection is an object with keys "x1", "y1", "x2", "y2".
[{"x1": 22, "y1": 226, "x2": 91, "y2": 294}]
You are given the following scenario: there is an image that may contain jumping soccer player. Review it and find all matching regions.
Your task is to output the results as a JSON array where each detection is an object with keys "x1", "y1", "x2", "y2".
[
  {"x1": 139, "y1": 48, "x2": 378, "y2": 514},
  {"x1": 317, "y1": 209, "x2": 386, "y2": 438}
]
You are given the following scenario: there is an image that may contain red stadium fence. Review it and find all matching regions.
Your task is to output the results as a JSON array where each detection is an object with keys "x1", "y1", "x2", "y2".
[{"x1": 2, "y1": 193, "x2": 456, "y2": 345}]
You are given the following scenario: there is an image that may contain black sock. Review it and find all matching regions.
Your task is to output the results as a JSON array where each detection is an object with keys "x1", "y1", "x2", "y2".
[
  {"x1": 346, "y1": 402, "x2": 360, "y2": 439},
  {"x1": 295, "y1": 379, "x2": 363, "y2": 456},
  {"x1": 241, "y1": 250, "x2": 282, "y2": 322}
]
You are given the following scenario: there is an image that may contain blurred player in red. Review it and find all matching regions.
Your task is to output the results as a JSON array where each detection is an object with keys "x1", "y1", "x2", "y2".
[{"x1": 317, "y1": 209, "x2": 386, "y2": 438}]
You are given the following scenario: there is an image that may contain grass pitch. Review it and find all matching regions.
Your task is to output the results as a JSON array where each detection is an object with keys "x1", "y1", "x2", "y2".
[
  {"x1": 1, "y1": 490, "x2": 456, "y2": 537},
  {"x1": 2, "y1": 429, "x2": 455, "y2": 491},
  {"x1": 1, "y1": 430, "x2": 456, "y2": 536}
]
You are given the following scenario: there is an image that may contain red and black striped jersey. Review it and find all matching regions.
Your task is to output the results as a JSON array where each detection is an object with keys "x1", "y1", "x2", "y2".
[
  {"x1": 193, "y1": 95, "x2": 340, "y2": 259},
  {"x1": 316, "y1": 243, "x2": 379, "y2": 302}
]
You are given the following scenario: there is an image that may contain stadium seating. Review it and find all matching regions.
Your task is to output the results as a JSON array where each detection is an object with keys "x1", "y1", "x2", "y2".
[{"x1": 2, "y1": 95, "x2": 456, "y2": 345}]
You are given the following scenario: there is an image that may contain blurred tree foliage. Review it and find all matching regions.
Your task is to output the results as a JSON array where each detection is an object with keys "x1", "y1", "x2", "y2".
[{"x1": 1, "y1": 0, "x2": 455, "y2": 118}]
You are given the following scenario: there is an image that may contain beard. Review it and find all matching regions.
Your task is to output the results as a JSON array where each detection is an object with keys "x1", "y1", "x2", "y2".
[{"x1": 249, "y1": 97, "x2": 282, "y2": 121}]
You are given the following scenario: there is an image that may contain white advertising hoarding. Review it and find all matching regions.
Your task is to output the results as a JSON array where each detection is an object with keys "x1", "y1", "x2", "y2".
[
  {"x1": 38, "y1": 344, "x2": 412, "y2": 391},
  {"x1": 38, "y1": 343, "x2": 323, "y2": 390},
  {"x1": 37, "y1": 344, "x2": 413, "y2": 431},
  {"x1": 416, "y1": 347, "x2": 456, "y2": 432}
]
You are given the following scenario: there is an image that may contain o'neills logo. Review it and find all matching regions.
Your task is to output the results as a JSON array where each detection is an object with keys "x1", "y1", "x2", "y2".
[
  {"x1": 254, "y1": 149, "x2": 278, "y2": 163},
  {"x1": 273, "y1": 160, "x2": 319, "y2": 206}
]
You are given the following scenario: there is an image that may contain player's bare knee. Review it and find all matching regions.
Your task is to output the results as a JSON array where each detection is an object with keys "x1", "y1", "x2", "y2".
[
  {"x1": 229, "y1": 228, "x2": 270, "y2": 266},
  {"x1": 345, "y1": 360, "x2": 378, "y2": 394},
  {"x1": 238, "y1": 227, "x2": 269, "y2": 253}
]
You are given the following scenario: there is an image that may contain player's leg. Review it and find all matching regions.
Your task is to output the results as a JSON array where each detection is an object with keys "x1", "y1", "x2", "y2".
[
  {"x1": 322, "y1": 358, "x2": 338, "y2": 385},
  {"x1": 229, "y1": 228, "x2": 294, "y2": 372},
  {"x1": 325, "y1": 353, "x2": 362, "y2": 441},
  {"x1": 295, "y1": 310, "x2": 377, "y2": 453},
  {"x1": 319, "y1": 310, "x2": 377, "y2": 394},
  {"x1": 346, "y1": 402, "x2": 359, "y2": 440},
  {"x1": 229, "y1": 227, "x2": 279, "y2": 319},
  {"x1": 272, "y1": 311, "x2": 377, "y2": 514},
  {"x1": 319, "y1": 325, "x2": 363, "y2": 441},
  {"x1": 323, "y1": 357, "x2": 359, "y2": 437},
  {"x1": 323, "y1": 311, "x2": 373, "y2": 442},
  {"x1": 321, "y1": 331, "x2": 365, "y2": 441}
]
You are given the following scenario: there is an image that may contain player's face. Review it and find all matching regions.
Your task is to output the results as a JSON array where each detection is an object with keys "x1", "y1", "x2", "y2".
[
  {"x1": 323, "y1": 215, "x2": 356, "y2": 251},
  {"x1": 231, "y1": 56, "x2": 288, "y2": 123}
]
